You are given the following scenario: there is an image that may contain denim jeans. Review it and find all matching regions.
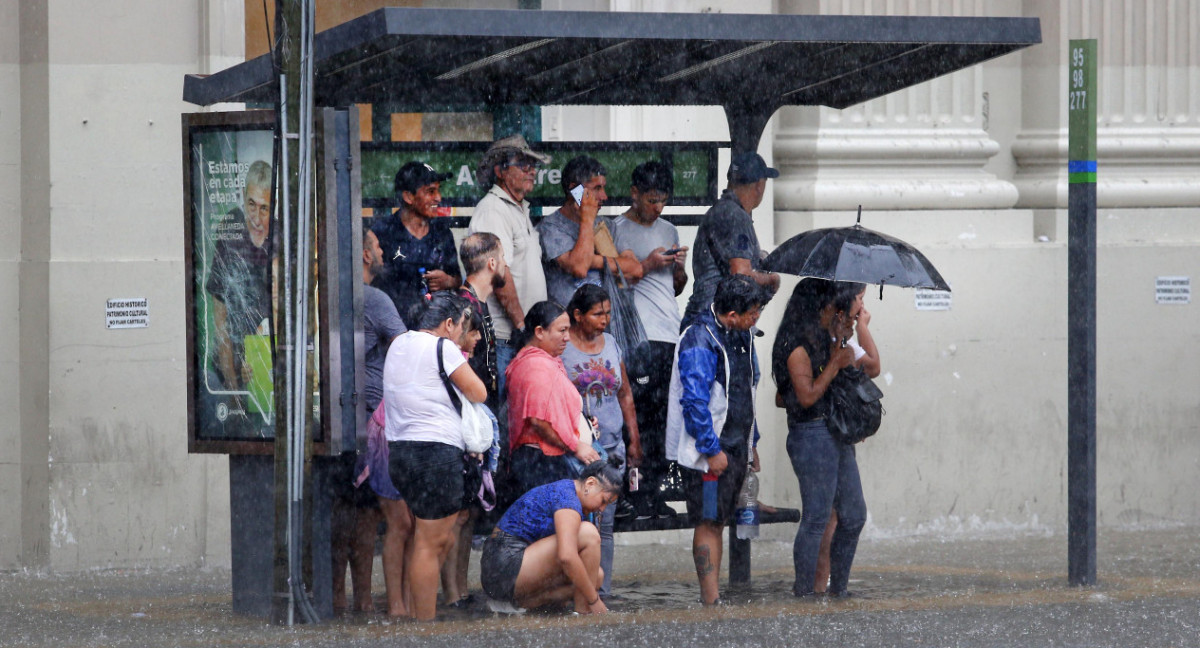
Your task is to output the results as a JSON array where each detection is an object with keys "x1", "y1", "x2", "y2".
[
  {"x1": 786, "y1": 419, "x2": 867, "y2": 594},
  {"x1": 496, "y1": 339, "x2": 517, "y2": 403}
]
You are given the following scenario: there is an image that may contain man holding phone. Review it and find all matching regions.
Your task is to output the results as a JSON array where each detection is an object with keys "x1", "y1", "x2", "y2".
[
  {"x1": 537, "y1": 155, "x2": 642, "y2": 307},
  {"x1": 612, "y1": 160, "x2": 689, "y2": 518}
]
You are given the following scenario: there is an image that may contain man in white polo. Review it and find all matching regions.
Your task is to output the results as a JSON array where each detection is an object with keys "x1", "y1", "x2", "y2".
[{"x1": 468, "y1": 135, "x2": 551, "y2": 396}]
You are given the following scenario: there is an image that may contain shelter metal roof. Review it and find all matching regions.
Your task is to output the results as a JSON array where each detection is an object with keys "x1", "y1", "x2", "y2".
[{"x1": 183, "y1": 7, "x2": 1040, "y2": 114}]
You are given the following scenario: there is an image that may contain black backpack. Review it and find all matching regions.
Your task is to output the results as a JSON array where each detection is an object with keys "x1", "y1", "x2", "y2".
[{"x1": 826, "y1": 366, "x2": 884, "y2": 444}]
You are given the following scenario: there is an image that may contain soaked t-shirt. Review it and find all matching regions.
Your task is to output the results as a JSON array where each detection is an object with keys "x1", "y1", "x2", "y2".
[
  {"x1": 684, "y1": 191, "x2": 763, "y2": 323},
  {"x1": 363, "y1": 283, "x2": 406, "y2": 412},
  {"x1": 537, "y1": 210, "x2": 617, "y2": 307},
  {"x1": 496, "y1": 479, "x2": 582, "y2": 543},
  {"x1": 561, "y1": 333, "x2": 625, "y2": 461},
  {"x1": 372, "y1": 213, "x2": 461, "y2": 328}
]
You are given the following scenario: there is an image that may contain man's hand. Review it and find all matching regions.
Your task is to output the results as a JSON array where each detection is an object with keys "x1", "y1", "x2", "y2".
[
  {"x1": 626, "y1": 438, "x2": 644, "y2": 469},
  {"x1": 751, "y1": 448, "x2": 761, "y2": 473},
  {"x1": 579, "y1": 187, "x2": 600, "y2": 221},
  {"x1": 423, "y1": 269, "x2": 457, "y2": 291},
  {"x1": 706, "y1": 450, "x2": 729, "y2": 477},
  {"x1": 671, "y1": 245, "x2": 689, "y2": 267},
  {"x1": 643, "y1": 247, "x2": 675, "y2": 272}
]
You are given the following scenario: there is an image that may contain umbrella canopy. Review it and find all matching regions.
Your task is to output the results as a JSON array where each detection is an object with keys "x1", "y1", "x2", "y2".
[{"x1": 763, "y1": 225, "x2": 950, "y2": 292}]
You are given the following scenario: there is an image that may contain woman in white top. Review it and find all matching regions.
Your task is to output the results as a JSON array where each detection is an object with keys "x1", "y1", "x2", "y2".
[{"x1": 382, "y1": 292, "x2": 486, "y2": 620}]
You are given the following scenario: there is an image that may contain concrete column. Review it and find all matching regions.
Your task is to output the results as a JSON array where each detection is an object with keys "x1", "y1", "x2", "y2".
[
  {"x1": 15, "y1": 0, "x2": 51, "y2": 569},
  {"x1": 1014, "y1": 0, "x2": 1200, "y2": 208},
  {"x1": 773, "y1": 0, "x2": 1019, "y2": 215}
]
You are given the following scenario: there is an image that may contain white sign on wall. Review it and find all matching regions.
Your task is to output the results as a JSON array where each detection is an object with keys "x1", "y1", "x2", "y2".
[
  {"x1": 106, "y1": 298, "x2": 149, "y2": 329},
  {"x1": 1155, "y1": 276, "x2": 1190, "y2": 305},
  {"x1": 915, "y1": 288, "x2": 952, "y2": 311}
]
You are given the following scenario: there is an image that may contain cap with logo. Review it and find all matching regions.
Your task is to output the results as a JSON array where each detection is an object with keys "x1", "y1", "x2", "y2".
[{"x1": 394, "y1": 161, "x2": 452, "y2": 195}]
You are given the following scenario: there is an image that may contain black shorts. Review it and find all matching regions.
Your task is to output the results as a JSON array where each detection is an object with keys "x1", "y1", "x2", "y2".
[
  {"x1": 480, "y1": 528, "x2": 528, "y2": 603},
  {"x1": 681, "y1": 445, "x2": 749, "y2": 526},
  {"x1": 388, "y1": 440, "x2": 463, "y2": 520}
]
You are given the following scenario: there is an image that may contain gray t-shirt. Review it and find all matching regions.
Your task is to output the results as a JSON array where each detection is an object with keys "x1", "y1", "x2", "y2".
[
  {"x1": 363, "y1": 283, "x2": 407, "y2": 411},
  {"x1": 684, "y1": 190, "x2": 763, "y2": 321},
  {"x1": 561, "y1": 332, "x2": 626, "y2": 461},
  {"x1": 537, "y1": 210, "x2": 616, "y2": 307},
  {"x1": 611, "y1": 214, "x2": 681, "y2": 344}
]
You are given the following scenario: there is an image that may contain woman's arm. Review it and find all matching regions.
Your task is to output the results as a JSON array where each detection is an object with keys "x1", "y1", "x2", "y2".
[
  {"x1": 526, "y1": 417, "x2": 574, "y2": 452},
  {"x1": 553, "y1": 509, "x2": 607, "y2": 614},
  {"x1": 853, "y1": 307, "x2": 881, "y2": 378},
  {"x1": 617, "y1": 362, "x2": 642, "y2": 468},
  {"x1": 786, "y1": 344, "x2": 854, "y2": 409},
  {"x1": 449, "y1": 363, "x2": 487, "y2": 403}
]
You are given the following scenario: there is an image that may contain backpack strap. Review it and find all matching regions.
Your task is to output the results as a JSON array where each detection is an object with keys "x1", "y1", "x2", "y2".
[{"x1": 436, "y1": 337, "x2": 463, "y2": 413}]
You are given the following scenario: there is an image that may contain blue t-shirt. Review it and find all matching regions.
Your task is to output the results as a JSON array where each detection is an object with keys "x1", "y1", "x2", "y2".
[{"x1": 496, "y1": 479, "x2": 582, "y2": 543}]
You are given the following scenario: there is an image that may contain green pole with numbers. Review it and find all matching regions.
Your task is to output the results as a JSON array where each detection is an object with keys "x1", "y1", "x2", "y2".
[{"x1": 1067, "y1": 38, "x2": 1097, "y2": 587}]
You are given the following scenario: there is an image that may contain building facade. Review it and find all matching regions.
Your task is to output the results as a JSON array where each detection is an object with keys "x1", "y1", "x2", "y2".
[{"x1": 2, "y1": 0, "x2": 1198, "y2": 570}]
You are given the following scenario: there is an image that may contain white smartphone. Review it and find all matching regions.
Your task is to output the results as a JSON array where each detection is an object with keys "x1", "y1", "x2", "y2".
[
  {"x1": 570, "y1": 184, "x2": 585, "y2": 205},
  {"x1": 628, "y1": 467, "x2": 640, "y2": 492}
]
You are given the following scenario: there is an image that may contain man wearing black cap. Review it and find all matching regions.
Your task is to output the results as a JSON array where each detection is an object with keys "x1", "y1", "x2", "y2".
[
  {"x1": 682, "y1": 152, "x2": 781, "y2": 329},
  {"x1": 372, "y1": 161, "x2": 462, "y2": 327}
]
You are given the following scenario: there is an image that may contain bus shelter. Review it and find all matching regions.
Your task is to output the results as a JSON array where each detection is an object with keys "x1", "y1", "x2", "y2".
[{"x1": 181, "y1": 6, "x2": 1040, "y2": 618}]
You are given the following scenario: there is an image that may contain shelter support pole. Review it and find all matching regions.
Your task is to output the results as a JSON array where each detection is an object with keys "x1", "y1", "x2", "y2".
[
  {"x1": 1066, "y1": 38, "x2": 1097, "y2": 587},
  {"x1": 272, "y1": 0, "x2": 301, "y2": 624},
  {"x1": 728, "y1": 526, "x2": 750, "y2": 584},
  {"x1": 723, "y1": 102, "x2": 777, "y2": 155}
]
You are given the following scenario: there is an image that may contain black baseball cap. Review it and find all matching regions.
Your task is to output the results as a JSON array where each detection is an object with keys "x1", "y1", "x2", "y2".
[
  {"x1": 727, "y1": 152, "x2": 780, "y2": 184},
  {"x1": 394, "y1": 161, "x2": 452, "y2": 195}
]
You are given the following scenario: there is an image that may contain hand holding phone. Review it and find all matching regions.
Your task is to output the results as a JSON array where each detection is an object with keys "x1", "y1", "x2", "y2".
[
  {"x1": 662, "y1": 247, "x2": 683, "y2": 256},
  {"x1": 570, "y1": 184, "x2": 585, "y2": 206}
]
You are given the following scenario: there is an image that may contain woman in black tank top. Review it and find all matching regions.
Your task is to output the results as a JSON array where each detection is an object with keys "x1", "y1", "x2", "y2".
[{"x1": 771, "y1": 279, "x2": 874, "y2": 597}]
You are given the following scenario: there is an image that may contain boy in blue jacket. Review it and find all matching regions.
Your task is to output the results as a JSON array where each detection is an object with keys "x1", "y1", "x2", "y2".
[{"x1": 665, "y1": 274, "x2": 763, "y2": 605}]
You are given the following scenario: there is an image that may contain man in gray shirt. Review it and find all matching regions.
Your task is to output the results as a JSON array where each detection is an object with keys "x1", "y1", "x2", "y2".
[
  {"x1": 537, "y1": 155, "x2": 642, "y2": 307},
  {"x1": 611, "y1": 160, "x2": 689, "y2": 518},
  {"x1": 332, "y1": 223, "x2": 406, "y2": 614},
  {"x1": 683, "y1": 152, "x2": 781, "y2": 328}
]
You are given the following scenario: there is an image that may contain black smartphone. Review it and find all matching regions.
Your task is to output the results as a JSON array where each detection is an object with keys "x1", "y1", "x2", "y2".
[{"x1": 662, "y1": 247, "x2": 683, "y2": 256}]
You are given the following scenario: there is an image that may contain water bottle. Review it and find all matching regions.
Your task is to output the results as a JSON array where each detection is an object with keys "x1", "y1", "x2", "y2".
[
  {"x1": 735, "y1": 469, "x2": 760, "y2": 540},
  {"x1": 418, "y1": 266, "x2": 429, "y2": 298}
]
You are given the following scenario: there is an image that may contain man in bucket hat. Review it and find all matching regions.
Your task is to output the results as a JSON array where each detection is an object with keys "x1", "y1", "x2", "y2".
[
  {"x1": 468, "y1": 135, "x2": 552, "y2": 398},
  {"x1": 682, "y1": 152, "x2": 781, "y2": 329}
]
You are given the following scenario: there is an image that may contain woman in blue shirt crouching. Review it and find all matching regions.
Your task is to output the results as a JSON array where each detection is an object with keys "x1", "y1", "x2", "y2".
[{"x1": 481, "y1": 460, "x2": 621, "y2": 614}]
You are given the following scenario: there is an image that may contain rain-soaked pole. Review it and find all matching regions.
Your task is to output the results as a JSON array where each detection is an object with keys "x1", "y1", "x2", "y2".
[{"x1": 1066, "y1": 38, "x2": 1097, "y2": 587}]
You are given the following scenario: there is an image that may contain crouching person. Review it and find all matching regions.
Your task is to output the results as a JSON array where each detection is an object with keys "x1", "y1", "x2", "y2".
[{"x1": 480, "y1": 460, "x2": 621, "y2": 614}]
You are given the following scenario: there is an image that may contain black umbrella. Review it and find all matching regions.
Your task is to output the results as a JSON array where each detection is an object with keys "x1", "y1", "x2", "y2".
[{"x1": 763, "y1": 213, "x2": 950, "y2": 292}]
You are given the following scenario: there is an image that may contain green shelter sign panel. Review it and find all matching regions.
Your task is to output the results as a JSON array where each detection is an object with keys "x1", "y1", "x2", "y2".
[{"x1": 360, "y1": 141, "x2": 721, "y2": 210}]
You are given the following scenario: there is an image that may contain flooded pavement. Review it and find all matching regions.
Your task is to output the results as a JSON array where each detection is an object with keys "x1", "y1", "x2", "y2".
[{"x1": 2, "y1": 526, "x2": 1198, "y2": 647}]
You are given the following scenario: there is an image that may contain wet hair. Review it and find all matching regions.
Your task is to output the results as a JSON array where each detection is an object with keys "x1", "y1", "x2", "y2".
[
  {"x1": 460, "y1": 232, "x2": 502, "y2": 275},
  {"x1": 831, "y1": 281, "x2": 866, "y2": 315},
  {"x1": 245, "y1": 160, "x2": 272, "y2": 193},
  {"x1": 631, "y1": 160, "x2": 673, "y2": 196},
  {"x1": 361, "y1": 218, "x2": 376, "y2": 250},
  {"x1": 578, "y1": 459, "x2": 623, "y2": 494},
  {"x1": 560, "y1": 155, "x2": 606, "y2": 196},
  {"x1": 413, "y1": 291, "x2": 472, "y2": 332},
  {"x1": 712, "y1": 274, "x2": 763, "y2": 316},
  {"x1": 770, "y1": 279, "x2": 863, "y2": 404},
  {"x1": 566, "y1": 284, "x2": 610, "y2": 325},
  {"x1": 515, "y1": 300, "x2": 566, "y2": 348}
]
